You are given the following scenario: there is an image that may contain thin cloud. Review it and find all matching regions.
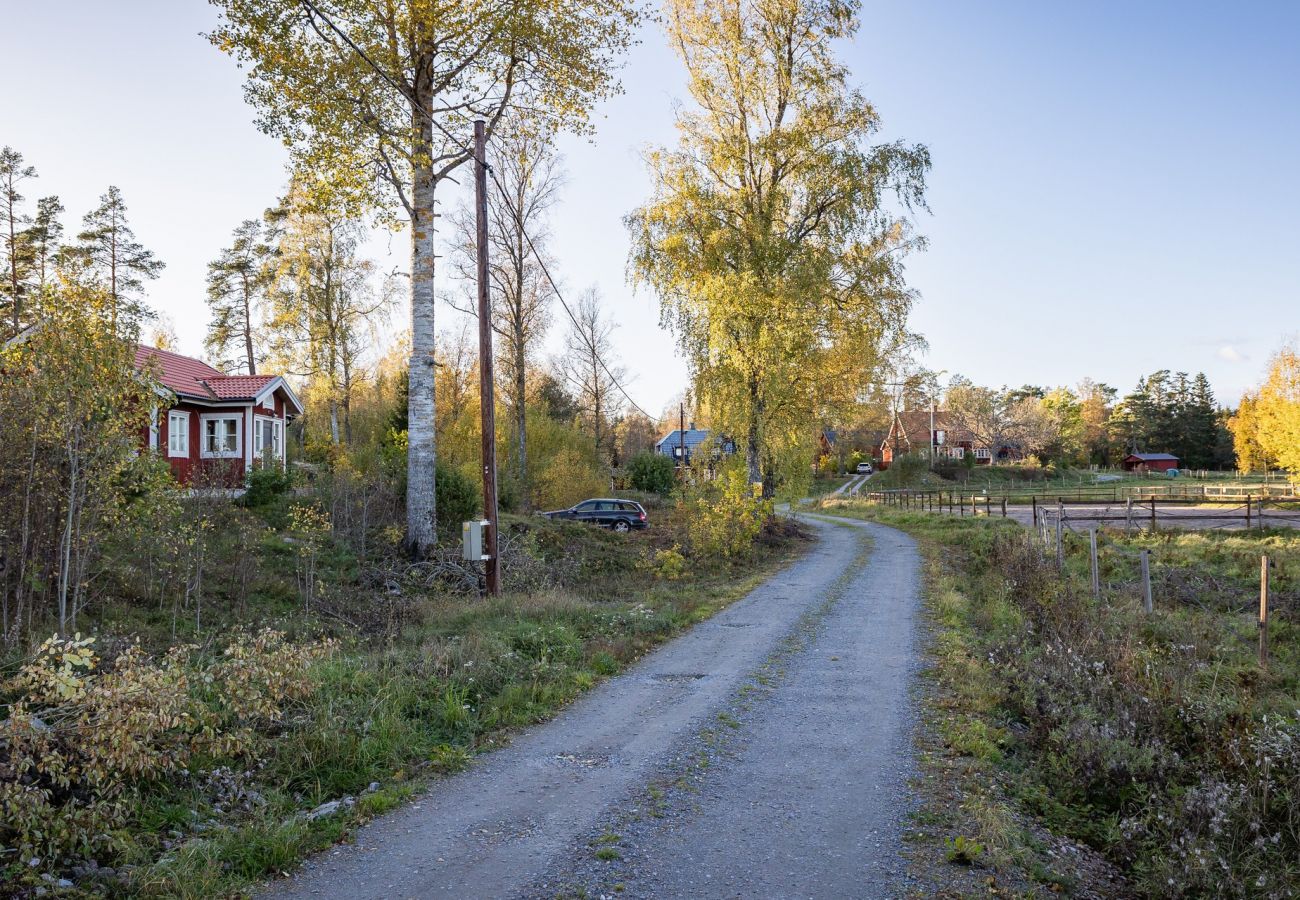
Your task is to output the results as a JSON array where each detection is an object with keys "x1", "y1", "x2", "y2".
[{"x1": 1216, "y1": 344, "x2": 1249, "y2": 364}]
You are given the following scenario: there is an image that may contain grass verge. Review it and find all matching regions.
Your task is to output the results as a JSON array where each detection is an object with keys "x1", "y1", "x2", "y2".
[{"x1": 819, "y1": 497, "x2": 1300, "y2": 897}]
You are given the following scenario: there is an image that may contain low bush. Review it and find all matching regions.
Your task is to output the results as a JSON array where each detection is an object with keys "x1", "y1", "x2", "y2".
[
  {"x1": 243, "y1": 464, "x2": 294, "y2": 507},
  {"x1": 626, "y1": 451, "x2": 676, "y2": 496}
]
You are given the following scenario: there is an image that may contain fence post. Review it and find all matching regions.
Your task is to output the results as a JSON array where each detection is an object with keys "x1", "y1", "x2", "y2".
[
  {"x1": 1140, "y1": 549, "x2": 1153, "y2": 614},
  {"x1": 1149, "y1": 496, "x2": 1156, "y2": 532},
  {"x1": 1246, "y1": 496, "x2": 1251, "y2": 530},
  {"x1": 1259, "y1": 554, "x2": 1270, "y2": 667},
  {"x1": 1032, "y1": 495, "x2": 1038, "y2": 526},
  {"x1": 972, "y1": 494, "x2": 978, "y2": 517},
  {"x1": 1126, "y1": 498, "x2": 1133, "y2": 533},
  {"x1": 1001, "y1": 497, "x2": 1007, "y2": 518},
  {"x1": 1055, "y1": 502, "x2": 1064, "y2": 568},
  {"x1": 1089, "y1": 528, "x2": 1100, "y2": 600}
]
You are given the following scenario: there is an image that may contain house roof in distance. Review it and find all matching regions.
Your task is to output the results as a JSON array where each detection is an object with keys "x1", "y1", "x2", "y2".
[
  {"x1": 655, "y1": 428, "x2": 712, "y2": 450},
  {"x1": 135, "y1": 345, "x2": 303, "y2": 414},
  {"x1": 1125, "y1": 452, "x2": 1180, "y2": 462}
]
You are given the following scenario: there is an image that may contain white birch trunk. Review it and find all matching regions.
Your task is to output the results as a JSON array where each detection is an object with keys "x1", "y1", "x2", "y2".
[{"x1": 406, "y1": 141, "x2": 439, "y2": 554}]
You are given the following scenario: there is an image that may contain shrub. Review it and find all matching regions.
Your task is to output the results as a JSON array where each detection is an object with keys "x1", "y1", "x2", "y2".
[
  {"x1": 0, "y1": 631, "x2": 334, "y2": 876},
  {"x1": 685, "y1": 467, "x2": 773, "y2": 558},
  {"x1": 436, "y1": 463, "x2": 480, "y2": 536},
  {"x1": 243, "y1": 463, "x2": 293, "y2": 507},
  {"x1": 652, "y1": 545, "x2": 689, "y2": 580},
  {"x1": 626, "y1": 451, "x2": 676, "y2": 495},
  {"x1": 535, "y1": 447, "x2": 610, "y2": 510}
]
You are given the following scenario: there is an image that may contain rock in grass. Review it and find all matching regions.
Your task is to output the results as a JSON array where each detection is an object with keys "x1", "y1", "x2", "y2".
[{"x1": 306, "y1": 796, "x2": 356, "y2": 821}]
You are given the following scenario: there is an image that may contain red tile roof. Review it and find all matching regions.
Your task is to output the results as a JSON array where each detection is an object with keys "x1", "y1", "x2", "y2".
[
  {"x1": 135, "y1": 346, "x2": 276, "y2": 402},
  {"x1": 207, "y1": 374, "x2": 276, "y2": 399}
]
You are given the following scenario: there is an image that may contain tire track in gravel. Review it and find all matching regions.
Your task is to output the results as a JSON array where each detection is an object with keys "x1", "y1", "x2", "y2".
[
  {"x1": 260, "y1": 515, "x2": 920, "y2": 900},
  {"x1": 533, "y1": 515, "x2": 921, "y2": 899}
]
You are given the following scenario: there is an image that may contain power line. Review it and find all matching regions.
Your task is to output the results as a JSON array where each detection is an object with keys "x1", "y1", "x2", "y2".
[{"x1": 296, "y1": 0, "x2": 656, "y2": 421}]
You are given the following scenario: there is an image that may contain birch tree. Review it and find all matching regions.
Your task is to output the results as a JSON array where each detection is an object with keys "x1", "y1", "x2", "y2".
[
  {"x1": 206, "y1": 218, "x2": 271, "y2": 374},
  {"x1": 264, "y1": 189, "x2": 389, "y2": 447},
  {"x1": 208, "y1": 0, "x2": 639, "y2": 555},
  {"x1": 555, "y1": 287, "x2": 624, "y2": 456},
  {"x1": 627, "y1": 0, "x2": 929, "y2": 492},
  {"x1": 450, "y1": 123, "x2": 560, "y2": 490}
]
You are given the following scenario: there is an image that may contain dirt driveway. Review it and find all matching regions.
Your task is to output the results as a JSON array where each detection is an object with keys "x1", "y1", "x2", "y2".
[{"x1": 261, "y1": 515, "x2": 922, "y2": 899}]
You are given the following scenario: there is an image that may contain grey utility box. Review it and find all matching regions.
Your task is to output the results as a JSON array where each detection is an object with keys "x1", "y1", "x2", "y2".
[{"x1": 462, "y1": 519, "x2": 491, "y2": 562}]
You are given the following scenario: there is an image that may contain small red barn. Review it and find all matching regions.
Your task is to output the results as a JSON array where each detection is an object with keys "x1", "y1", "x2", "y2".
[
  {"x1": 1121, "y1": 452, "x2": 1179, "y2": 473},
  {"x1": 137, "y1": 346, "x2": 303, "y2": 486}
]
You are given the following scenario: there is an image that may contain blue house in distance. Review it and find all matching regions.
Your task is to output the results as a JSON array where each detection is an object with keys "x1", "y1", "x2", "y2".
[{"x1": 655, "y1": 424, "x2": 730, "y2": 465}]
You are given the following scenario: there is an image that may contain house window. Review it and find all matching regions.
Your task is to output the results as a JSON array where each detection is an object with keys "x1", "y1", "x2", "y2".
[
  {"x1": 254, "y1": 416, "x2": 283, "y2": 460},
  {"x1": 974, "y1": 448, "x2": 991, "y2": 459},
  {"x1": 201, "y1": 416, "x2": 240, "y2": 458},
  {"x1": 168, "y1": 411, "x2": 189, "y2": 457},
  {"x1": 949, "y1": 446, "x2": 964, "y2": 459}
]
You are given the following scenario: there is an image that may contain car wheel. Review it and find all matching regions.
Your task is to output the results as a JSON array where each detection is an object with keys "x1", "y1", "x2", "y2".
[{"x1": 613, "y1": 519, "x2": 631, "y2": 533}]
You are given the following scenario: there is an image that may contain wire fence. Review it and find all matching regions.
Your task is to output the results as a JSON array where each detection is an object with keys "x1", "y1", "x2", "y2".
[{"x1": 1027, "y1": 506, "x2": 1277, "y2": 665}]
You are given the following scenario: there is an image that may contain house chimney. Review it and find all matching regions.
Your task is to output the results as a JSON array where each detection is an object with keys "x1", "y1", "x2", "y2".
[{"x1": 689, "y1": 421, "x2": 696, "y2": 430}]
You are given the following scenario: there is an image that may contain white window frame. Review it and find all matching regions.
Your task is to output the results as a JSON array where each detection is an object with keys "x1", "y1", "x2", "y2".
[
  {"x1": 253, "y1": 415, "x2": 284, "y2": 462},
  {"x1": 168, "y1": 411, "x2": 189, "y2": 458},
  {"x1": 974, "y1": 447, "x2": 992, "y2": 460},
  {"x1": 200, "y1": 414, "x2": 242, "y2": 459},
  {"x1": 949, "y1": 446, "x2": 964, "y2": 459}
]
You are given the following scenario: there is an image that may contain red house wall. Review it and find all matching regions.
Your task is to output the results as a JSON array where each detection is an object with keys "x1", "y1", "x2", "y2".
[{"x1": 158, "y1": 402, "x2": 250, "y2": 487}]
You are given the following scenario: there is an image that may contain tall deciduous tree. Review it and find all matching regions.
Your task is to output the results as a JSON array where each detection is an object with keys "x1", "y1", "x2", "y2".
[
  {"x1": 0, "y1": 146, "x2": 37, "y2": 334},
  {"x1": 206, "y1": 219, "x2": 271, "y2": 375},
  {"x1": 555, "y1": 287, "x2": 624, "y2": 456},
  {"x1": 208, "y1": 0, "x2": 640, "y2": 555},
  {"x1": 450, "y1": 123, "x2": 560, "y2": 493},
  {"x1": 627, "y1": 0, "x2": 929, "y2": 492},
  {"x1": 264, "y1": 188, "x2": 389, "y2": 447},
  {"x1": 1253, "y1": 345, "x2": 1300, "y2": 478},
  {"x1": 69, "y1": 186, "x2": 164, "y2": 327}
]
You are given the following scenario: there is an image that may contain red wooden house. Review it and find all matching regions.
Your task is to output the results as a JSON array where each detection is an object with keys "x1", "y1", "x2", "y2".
[
  {"x1": 878, "y1": 410, "x2": 1022, "y2": 469},
  {"x1": 1121, "y1": 453, "x2": 1179, "y2": 473},
  {"x1": 136, "y1": 346, "x2": 303, "y2": 486}
]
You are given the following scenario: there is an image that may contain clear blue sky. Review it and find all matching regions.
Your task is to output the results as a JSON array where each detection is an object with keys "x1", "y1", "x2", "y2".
[{"x1": 3, "y1": 1, "x2": 1297, "y2": 414}]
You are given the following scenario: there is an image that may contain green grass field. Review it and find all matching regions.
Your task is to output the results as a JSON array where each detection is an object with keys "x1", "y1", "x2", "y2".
[{"x1": 818, "y1": 497, "x2": 1300, "y2": 895}]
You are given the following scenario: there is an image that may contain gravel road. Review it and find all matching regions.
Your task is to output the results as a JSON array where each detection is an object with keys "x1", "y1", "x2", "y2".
[{"x1": 261, "y1": 515, "x2": 921, "y2": 900}]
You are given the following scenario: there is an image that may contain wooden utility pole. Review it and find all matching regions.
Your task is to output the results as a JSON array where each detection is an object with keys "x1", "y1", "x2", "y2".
[
  {"x1": 679, "y1": 403, "x2": 686, "y2": 468},
  {"x1": 1259, "y1": 554, "x2": 1270, "y2": 667},
  {"x1": 474, "y1": 119, "x2": 501, "y2": 597}
]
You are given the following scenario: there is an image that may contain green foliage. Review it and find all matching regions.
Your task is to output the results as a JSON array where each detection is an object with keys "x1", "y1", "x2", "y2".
[
  {"x1": 0, "y1": 631, "x2": 334, "y2": 877},
  {"x1": 626, "y1": 450, "x2": 675, "y2": 495},
  {"x1": 626, "y1": 0, "x2": 928, "y2": 486},
  {"x1": 685, "y1": 466, "x2": 774, "y2": 558},
  {"x1": 944, "y1": 835, "x2": 985, "y2": 866},
  {"x1": 651, "y1": 545, "x2": 689, "y2": 580},
  {"x1": 436, "y1": 463, "x2": 480, "y2": 536},
  {"x1": 830, "y1": 503, "x2": 1300, "y2": 895},
  {"x1": 243, "y1": 464, "x2": 293, "y2": 507}
]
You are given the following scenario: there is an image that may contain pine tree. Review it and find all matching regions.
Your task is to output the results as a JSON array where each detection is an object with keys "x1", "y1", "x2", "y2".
[
  {"x1": 69, "y1": 186, "x2": 164, "y2": 327},
  {"x1": 19, "y1": 196, "x2": 64, "y2": 293},
  {"x1": 0, "y1": 146, "x2": 37, "y2": 334},
  {"x1": 205, "y1": 219, "x2": 270, "y2": 375}
]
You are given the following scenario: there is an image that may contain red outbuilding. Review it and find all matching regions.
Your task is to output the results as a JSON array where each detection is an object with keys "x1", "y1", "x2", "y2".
[
  {"x1": 136, "y1": 346, "x2": 303, "y2": 486},
  {"x1": 1121, "y1": 452, "x2": 1180, "y2": 473}
]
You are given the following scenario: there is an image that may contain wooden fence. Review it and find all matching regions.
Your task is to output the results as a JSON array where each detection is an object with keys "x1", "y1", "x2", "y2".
[{"x1": 861, "y1": 489, "x2": 1300, "y2": 532}]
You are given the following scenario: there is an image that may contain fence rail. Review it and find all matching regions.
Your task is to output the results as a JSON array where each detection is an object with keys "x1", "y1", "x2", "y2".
[{"x1": 858, "y1": 489, "x2": 1300, "y2": 532}]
